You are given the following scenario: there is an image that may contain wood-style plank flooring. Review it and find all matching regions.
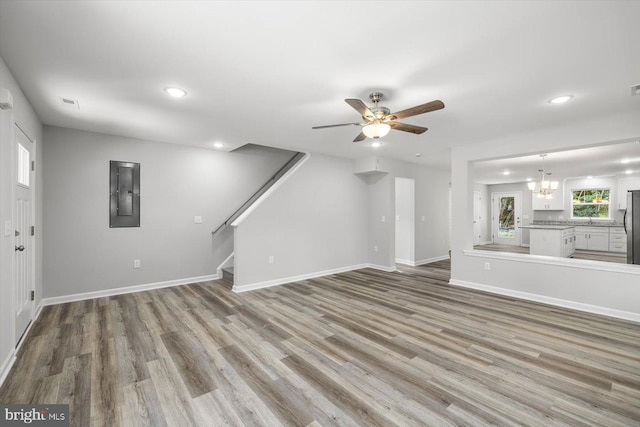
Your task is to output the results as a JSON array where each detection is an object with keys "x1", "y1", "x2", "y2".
[
  {"x1": 475, "y1": 244, "x2": 627, "y2": 264},
  {"x1": 1, "y1": 260, "x2": 639, "y2": 426}
]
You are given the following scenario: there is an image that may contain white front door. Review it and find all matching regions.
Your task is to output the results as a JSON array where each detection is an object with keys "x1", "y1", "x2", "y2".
[
  {"x1": 15, "y1": 126, "x2": 34, "y2": 342},
  {"x1": 492, "y1": 192, "x2": 522, "y2": 246}
]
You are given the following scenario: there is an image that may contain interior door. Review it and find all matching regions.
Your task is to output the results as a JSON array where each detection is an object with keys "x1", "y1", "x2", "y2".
[
  {"x1": 492, "y1": 192, "x2": 522, "y2": 246},
  {"x1": 15, "y1": 126, "x2": 34, "y2": 342},
  {"x1": 473, "y1": 191, "x2": 482, "y2": 245}
]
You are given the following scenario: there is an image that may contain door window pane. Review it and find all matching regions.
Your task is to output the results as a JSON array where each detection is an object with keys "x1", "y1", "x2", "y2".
[
  {"x1": 17, "y1": 143, "x2": 29, "y2": 187},
  {"x1": 498, "y1": 196, "x2": 515, "y2": 238}
]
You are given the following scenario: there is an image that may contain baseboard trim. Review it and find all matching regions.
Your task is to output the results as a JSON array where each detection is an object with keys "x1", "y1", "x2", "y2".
[
  {"x1": 233, "y1": 264, "x2": 371, "y2": 293},
  {"x1": 394, "y1": 255, "x2": 449, "y2": 267},
  {"x1": 42, "y1": 274, "x2": 219, "y2": 306},
  {"x1": 415, "y1": 255, "x2": 450, "y2": 266},
  {"x1": 0, "y1": 301, "x2": 45, "y2": 388},
  {"x1": 366, "y1": 263, "x2": 397, "y2": 272},
  {"x1": 449, "y1": 278, "x2": 640, "y2": 323}
]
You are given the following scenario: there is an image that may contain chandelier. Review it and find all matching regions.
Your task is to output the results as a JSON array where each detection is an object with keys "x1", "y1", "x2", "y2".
[{"x1": 527, "y1": 154, "x2": 558, "y2": 199}]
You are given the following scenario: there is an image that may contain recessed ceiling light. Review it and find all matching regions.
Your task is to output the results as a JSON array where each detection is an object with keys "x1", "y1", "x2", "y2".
[
  {"x1": 503, "y1": 171, "x2": 510, "y2": 176},
  {"x1": 549, "y1": 95, "x2": 573, "y2": 104},
  {"x1": 625, "y1": 169, "x2": 633, "y2": 174},
  {"x1": 415, "y1": 153, "x2": 422, "y2": 158},
  {"x1": 164, "y1": 87, "x2": 187, "y2": 97},
  {"x1": 526, "y1": 177, "x2": 532, "y2": 181},
  {"x1": 587, "y1": 176, "x2": 593, "y2": 179},
  {"x1": 621, "y1": 158, "x2": 631, "y2": 164},
  {"x1": 213, "y1": 142, "x2": 224, "y2": 148},
  {"x1": 371, "y1": 141, "x2": 382, "y2": 148}
]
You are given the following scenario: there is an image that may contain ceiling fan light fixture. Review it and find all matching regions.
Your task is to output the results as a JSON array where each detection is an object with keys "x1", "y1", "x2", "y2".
[
  {"x1": 549, "y1": 95, "x2": 573, "y2": 104},
  {"x1": 362, "y1": 123, "x2": 391, "y2": 139},
  {"x1": 164, "y1": 87, "x2": 187, "y2": 98}
]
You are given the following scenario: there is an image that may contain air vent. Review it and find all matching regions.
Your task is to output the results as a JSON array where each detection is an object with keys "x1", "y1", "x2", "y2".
[
  {"x1": 632, "y1": 84, "x2": 640, "y2": 96},
  {"x1": 58, "y1": 97, "x2": 79, "y2": 109}
]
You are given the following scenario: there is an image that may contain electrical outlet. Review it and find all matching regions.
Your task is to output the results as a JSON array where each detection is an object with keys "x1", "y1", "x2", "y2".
[
  {"x1": 484, "y1": 262, "x2": 490, "y2": 271},
  {"x1": 381, "y1": 216, "x2": 386, "y2": 222},
  {"x1": 134, "y1": 259, "x2": 141, "y2": 269},
  {"x1": 268, "y1": 256, "x2": 274, "y2": 264},
  {"x1": 374, "y1": 245, "x2": 378, "y2": 252},
  {"x1": 194, "y1": 216, "x2": 202, "y2": 224},
  {"x1": 421, "y1": 216, "x2": 425, "y2": 222}
]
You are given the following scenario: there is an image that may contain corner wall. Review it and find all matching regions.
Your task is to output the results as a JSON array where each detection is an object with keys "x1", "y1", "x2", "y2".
[
  {"x1": 43, "y1": 126, "x2": 295, "y2": 298},
  {"x1": 366, "y1": 158, "x2": 451, "y2": 269},
  {"x1": 233, "y1": 153, "x2": 369, "y2": 290}
]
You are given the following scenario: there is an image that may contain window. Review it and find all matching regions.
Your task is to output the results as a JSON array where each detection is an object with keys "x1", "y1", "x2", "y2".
[
  {"x1": 571, "y1": 188, "x2": 609, "y2": 218},
  {"x1": 17, "y1": 143, "x2": 29, "y2": 187}
]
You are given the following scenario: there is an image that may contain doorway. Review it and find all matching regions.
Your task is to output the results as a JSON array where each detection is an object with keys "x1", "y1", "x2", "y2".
[
  {"x1": 14, "y1": 125, "x2": 34, "y2": 343},
  {"x1": 395, "y1": 177, "x2": 415, "y2": 265},
  {"x1": 491, "y1": 191, "x2": 522, "y2": 246}
]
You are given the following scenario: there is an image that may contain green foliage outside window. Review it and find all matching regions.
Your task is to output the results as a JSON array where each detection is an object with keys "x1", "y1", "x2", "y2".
[{"x1": 572, "y1": 188, "x2": 610, "y2": 218}]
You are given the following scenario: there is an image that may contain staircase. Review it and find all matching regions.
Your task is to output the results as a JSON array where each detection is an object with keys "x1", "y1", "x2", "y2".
[{"x1": 213, "y1": 151, "x2": 307, "y2": 288}]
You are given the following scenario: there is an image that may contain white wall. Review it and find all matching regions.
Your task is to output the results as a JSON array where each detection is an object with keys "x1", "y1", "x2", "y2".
[
  {"x1": 473, "y1": 183, "x2": 490, "y2": 244},
  {"x1": 451, "y1": 111, "x2": 640, "y2": 321},
  {"x1": 0, "y1": 56, "x2": 43, "y2": 377},
  {"x1": 233, "y1": 153, "x2": 369, "y2": 290},
  {"x1": 43, "y1": 126, "x2": 295, "y2": 298},
  {"x1": 394, "y1": 177, "x2": 414, "y2": 264},
  {"x1": 365, "y1": 158, "x2": 451, "y2": 269}
]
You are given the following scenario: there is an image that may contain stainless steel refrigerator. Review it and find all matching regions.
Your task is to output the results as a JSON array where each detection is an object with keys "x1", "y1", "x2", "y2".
[{"x1": 625, "y1": 190, "x2": 640, "y2": 264}]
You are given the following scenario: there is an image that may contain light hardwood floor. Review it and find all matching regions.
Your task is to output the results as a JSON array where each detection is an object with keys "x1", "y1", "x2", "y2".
[
  {"x1": 474, "y1": 244, "x2": 627, "y2": 264},
  {"x1": 1, "y1": 260, "x2": 639, "y2": 426}
]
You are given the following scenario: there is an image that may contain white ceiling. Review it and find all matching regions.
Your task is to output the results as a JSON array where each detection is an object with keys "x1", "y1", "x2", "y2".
[{"x1": 0, "y1": 1, "x2": 639, "y2": 171}]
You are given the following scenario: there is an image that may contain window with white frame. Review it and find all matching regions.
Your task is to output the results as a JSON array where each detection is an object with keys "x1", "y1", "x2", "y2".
[{"x1": 571, "y1": 188, "x2": 610, "y2": 218}]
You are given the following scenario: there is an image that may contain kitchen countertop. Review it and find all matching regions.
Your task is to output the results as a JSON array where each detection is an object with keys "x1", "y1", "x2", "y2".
[
  {"x1": 532, "y1": 221, "x2": 623, "y2": 228},
  {"x1": 520, "y1": 225, "x2": 575, "y2": 230}
]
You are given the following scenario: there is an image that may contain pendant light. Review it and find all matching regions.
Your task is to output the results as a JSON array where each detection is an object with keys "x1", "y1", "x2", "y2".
[{"x1": 527, "y1": 154, "x2": 558, "y2": 199}]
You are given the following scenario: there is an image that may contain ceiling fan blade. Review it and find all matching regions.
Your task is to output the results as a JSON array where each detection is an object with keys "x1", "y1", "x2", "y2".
[
  {"x1": 312, "y1": 123, "x2": 361, "y2": 129},
  {"x1": 353, "y1": 131, "x2": 367, "y2": 142},
  {"x1": 345, "y1": 99, "x2": 374, "y2": 119},
  {"x1": 389, "y1": 100, "x2": 444, "y2": 120},
  {"x1": 389, "y1": 122, "x2": 428, "y2": 134}
]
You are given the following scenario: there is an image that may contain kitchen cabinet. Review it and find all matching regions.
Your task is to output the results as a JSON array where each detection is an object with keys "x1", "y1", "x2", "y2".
[
  {"x1": 617, "y1": 177, "x2": 640, "y2": 210},
  {"x1": 521, "y1": 225, "x2": 575, "y2": 257},
  {"x1": 574, "y1": 226, "x2": 609, "y2": 251},
  {"x1": 609, "y1": 226, "x2": 627, "y2": 253},
  {"x1": 532, "y1": 186, "x2": 564, "y2": 210}
]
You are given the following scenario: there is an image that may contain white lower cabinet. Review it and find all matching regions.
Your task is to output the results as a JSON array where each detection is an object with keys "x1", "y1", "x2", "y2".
[
  {"x1": 529, "y1": 228, "x2": 575, "y2": 258},
  {"x1": 609, "y1": 227, "x2": 627, "y2": 253},
  {"x1": 574, "y1": 226, "x2": 610, "y2": 251}
]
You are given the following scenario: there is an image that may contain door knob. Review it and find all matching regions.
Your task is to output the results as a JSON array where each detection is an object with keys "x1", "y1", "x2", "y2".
[{"x1": 15, "y1": 245, "x2": 24, "y2": 252}]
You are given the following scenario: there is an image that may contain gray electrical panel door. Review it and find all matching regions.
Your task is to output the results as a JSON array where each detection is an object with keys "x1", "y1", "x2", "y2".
[{"x1": 110, "y1": 161, "x2": 140, "y2": 227}]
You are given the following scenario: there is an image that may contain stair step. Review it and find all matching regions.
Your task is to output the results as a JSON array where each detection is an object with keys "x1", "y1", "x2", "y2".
[{"x1": 222, "y1": 267, "x2": 234, "y2": 281}]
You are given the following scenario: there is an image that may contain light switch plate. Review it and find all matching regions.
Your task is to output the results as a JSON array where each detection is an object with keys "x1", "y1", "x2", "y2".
[
  {"x1": 194, "y1": 216, "x2": 202, "y2": 224},
  {"x1": 4, "y1": 220, "x2": 11, "y2": 237}
]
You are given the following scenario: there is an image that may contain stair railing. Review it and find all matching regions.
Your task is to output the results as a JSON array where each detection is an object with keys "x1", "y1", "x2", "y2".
[{"x1": 211, "y1": 151, "x2": 305, "y2": 237}]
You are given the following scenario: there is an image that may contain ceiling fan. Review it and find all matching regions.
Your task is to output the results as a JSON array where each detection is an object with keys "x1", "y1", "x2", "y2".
[{"x1": 312, "y1": 92, "x2": 445, "y2": 142}]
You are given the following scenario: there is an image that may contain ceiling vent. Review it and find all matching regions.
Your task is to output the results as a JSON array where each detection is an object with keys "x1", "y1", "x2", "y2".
[
  {"x1": 632, "y1": 84, "x2": 640, "y2": 96},
  {"x1": 58, "y1": 97, "x2": 79, "y2": 109}
]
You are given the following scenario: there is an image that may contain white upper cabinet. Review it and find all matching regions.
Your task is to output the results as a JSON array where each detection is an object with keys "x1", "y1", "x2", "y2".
[
  {"x1": 617, "y1": 177, "x2": 640, "y2": 210},
  {"x1": 532, "y1": 184, "x2": 564, "y2": 210}
]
